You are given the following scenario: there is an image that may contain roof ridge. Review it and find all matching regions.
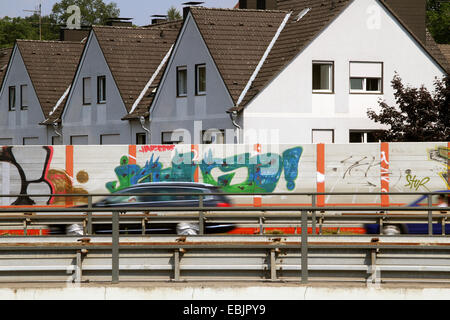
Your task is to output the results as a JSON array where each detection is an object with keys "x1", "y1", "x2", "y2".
[
  {"x1": 93, "y1": 20, "x2": 182, "y2": 30},
  {"x1": 191, "y1": 7, "x2": 288, "y2": 13},
  {"x1": 16, "y1": 39, "x2": 83, "y2": 45}
]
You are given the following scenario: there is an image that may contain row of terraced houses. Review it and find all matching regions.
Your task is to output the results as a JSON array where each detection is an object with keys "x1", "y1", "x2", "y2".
[{"x1": 0, "y1": 0, "x2": 449, "y2": 146}]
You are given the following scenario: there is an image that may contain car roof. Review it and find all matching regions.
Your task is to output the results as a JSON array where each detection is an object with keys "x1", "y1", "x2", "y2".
[{"x1": 119, "y1": 182, "x2": 218, "y2": 190}]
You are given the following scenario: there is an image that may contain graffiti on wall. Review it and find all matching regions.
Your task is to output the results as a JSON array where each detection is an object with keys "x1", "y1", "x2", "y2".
[
  {"x1": 0, "y1": 146, "x2": 54, "y2": 205},
  {"x1": 429, "y1": 146, "x2": 449, "y2": 188},
  {"x1": 47, "y1": 169, "x2": 89, "y2": 205},
  {"x1": 106, "y1": 147, "x2": 303, "y2": 193}
]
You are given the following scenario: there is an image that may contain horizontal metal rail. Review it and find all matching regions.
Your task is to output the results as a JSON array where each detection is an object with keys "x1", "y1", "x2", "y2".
[{"x1": 0, "y1": 191, "x2": 448, "y2": 285}]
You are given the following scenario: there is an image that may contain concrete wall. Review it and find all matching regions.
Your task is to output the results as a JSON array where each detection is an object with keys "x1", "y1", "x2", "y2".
[
  {"x1": 243, "y1": 0, "x2": 447, "y2": 144},
  {"x1": 150, "y1": 14, "x2": 237, "y2": 144},
  {"x1": 62, "y1": 33, "x2": 131, "y2": 145},
  {"x1": 0, "y1": 142, "x2": 447, "y2": 207}
]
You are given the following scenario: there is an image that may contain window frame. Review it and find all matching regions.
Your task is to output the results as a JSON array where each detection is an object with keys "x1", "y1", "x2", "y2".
[
  {"x1": 201, "y1": 129, "x2": 225, "y2": 144},
  {"x1": 312, "y1": 129, "x2": 335, "y2": 144},
  {"x1": 20, "y1": 84, "x2": 28, "y2": 110},
  {"x1": 312, "y1": 61, "x2": 334, "y2": 94},
  {"x1": 8, "y1": 86, "x2": 16, "y2": 111},
  {"x1": 176, "y1": 66, "x2": 187, "y2": 97},
  {"x1": 349, "y1": 130, "x2": 382, "y2": 143},
  {"x1": 161, "y1": 131, "x2": 183, "y2": 145},
  {"x1": 136, "y1": 132, "x2": 147, "y2": 145},
  {"x1": 82, "y1": 77, "x2": 92, "y2": 105},
  {"x1": 349, "y1": 61, "x2": 383, "y2": 94},
  {"x1": 195, "y1": 64, "x2": 206, "y2": 96},
  {"x1": 97, "y1": 75, "x2": 106, "y2": 104}
]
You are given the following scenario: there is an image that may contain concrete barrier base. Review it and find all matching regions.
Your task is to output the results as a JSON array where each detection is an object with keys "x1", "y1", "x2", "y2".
[{"x1": 0, "y1": 282, "x2": 450, "y2": 300}]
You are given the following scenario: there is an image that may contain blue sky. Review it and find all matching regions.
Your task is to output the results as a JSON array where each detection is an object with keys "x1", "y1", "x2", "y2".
[{"x1": 0, "y1": 0, "x2": 239, "y2": 26}]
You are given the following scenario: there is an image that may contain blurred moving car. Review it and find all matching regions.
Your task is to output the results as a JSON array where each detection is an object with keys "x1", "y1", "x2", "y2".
[
  {"x1": 365, "y1": 190, "x2": 450, "y2": 235},
  {"x1": 50, "y1": 182, "x2": 236, "y2": 236}
]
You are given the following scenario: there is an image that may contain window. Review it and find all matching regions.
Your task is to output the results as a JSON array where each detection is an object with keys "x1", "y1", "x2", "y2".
[
  {"x1": 83, "y1": 77, "x2": 91, "y2": 105},
  {"x1": 312, "y1": 129, "x2": 334, "y2": 144},
  {"x1": 257, "y1": 0, "x2": 266, "y2": 9},
  {"x1": 312, "y1": 62, "x2": 334, "y2": 93},
  {"x1": 195, "y1": 64, "x2": 206, "y2": 95},
  {"x1": 52, "y1": 136, "x2": 62, "y2": 145},
  {"x1": 349, "y1": 62, "x2": 383, "y2": 93},
  {"x1": 8, "y1": 86, "x2": 15, "y2": 111},
  {"x1": 176, "y1": 66, "x2": 187, "y2": 97},
  {"x1": 202, "y1": 129, "x2": 225, "y2": 144},
  {"x1": 162, "y1": 131, "x2": 183, "y2": 144},
  {"x1": 100, "y1": 134, "x2": 120, "y2": 145},
  {"x1": 349, "y1": 130, "x2": 381, "y2": 143},
  {"x1": 136, "y1": 133, "x2": 147, "y2": 145},
  {"x1": 20, "y1": 85, "x2": 28, "y2": 110},
  {"x1": 97, "y1": 76, "x2": 106, "y2": 103},
  {"x1": 23, "y1": 137, "x2": 39, "y2": 145},
  {"x1": 70, "y1": 135, "x2": 88, "y2": 145}
]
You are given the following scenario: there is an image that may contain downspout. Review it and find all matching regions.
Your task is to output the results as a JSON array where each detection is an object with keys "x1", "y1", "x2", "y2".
[
  {"x1": 52, "y1": 121, "x2": 62, "y2": 144},
  {"x1": 229, "y1": 111, "x2": 241, "y2": 144},
  {"x1": 140, "y1": 116, "x2": 151, "y2": 144}
]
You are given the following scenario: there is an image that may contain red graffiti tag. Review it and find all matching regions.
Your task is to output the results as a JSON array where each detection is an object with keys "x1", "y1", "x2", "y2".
[{"x1": 138, "y1": 145, "x2": 176, "y2": 153}]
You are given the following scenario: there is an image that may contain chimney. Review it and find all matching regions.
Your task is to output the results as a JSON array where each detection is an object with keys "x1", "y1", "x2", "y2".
[
  {"x1": 383, "y1": 0, "x2": 426, "y2": 43},
  {"x1": 182, "y1": 1, "x2": 204, "y2": 20},
  {"x1": 59, "y1": 27, "x2": 91, "y2": 41},
  {"x1": 105, "y1": 17, "x2": 133, "y2": 27},
  {"x1": 239, "y1": 0, "x2": 277, "y2": 10},
  {"x1": 151, "y1": 15, "x2": 168, "y2": 25}
]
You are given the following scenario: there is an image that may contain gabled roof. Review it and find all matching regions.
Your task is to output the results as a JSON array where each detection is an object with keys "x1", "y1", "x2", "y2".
[
  {"x1": 193, "y1": 0, "x2": 447, "y2": 111},
  {"x1": 12, "y1": 40, "x2": 84, "y2": 123},
  {"x1": 437, "y1": 44, "x2": 450, "y2": 69},
  {"x1": 0, "y1": 48, "x2": 12, "y2": 90},
  {"x1": 237, "y1": 0, "x2": 354, "y2": 107},
  {"x1": 91, "y1": 20, "x2": 183, "y2": 120},
  {"x1": 190, "y1": 7, "x2": 289, "y2": 104}
]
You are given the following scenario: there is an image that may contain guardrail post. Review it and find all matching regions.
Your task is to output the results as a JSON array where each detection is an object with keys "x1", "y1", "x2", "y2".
[
  {"x1": 428, "y1": 194, "x2": 433, "y2": 236},
  {"x1": 311, "y1": 194, "x2": 316, "y2": 235},
  {"x1": 199, "y1": 195, "x2": 204, "y2": 235},
  {"x1": 301, "y1": 209, "x2": 308, "y2": 284},
  {"x1": 174, "y1": 250, "x2": 180, "y2": 281},
  {"x1": 87, "y1": 195, "x2": 93, "y2": 235},
  {"x1": 270, "y1": 249, "x2": 277, "y2": 281},
  {"x1": 112, "y1": 211, "x2": 120, "y2": 284}
]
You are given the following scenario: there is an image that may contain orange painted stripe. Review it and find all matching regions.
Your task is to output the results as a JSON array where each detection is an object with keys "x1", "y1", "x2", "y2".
[
  {"x1": 128, "y1": 145, "x2": 137, "y2": 165},
  {"x1": 65, "y1": 145, "x2": 74, "y2": 207},
  {"x1": 317, "y1": 143, "x2": 325, "y2": 207},
  {"x1": 381, "y1": 142, "x2": 390, "y2": 207},
  {"x1": 447, "y1": 142, "x2": 449, "y2": 189},
  {"x1": 191, "y1": 145, "x2": 199, "y2": 182},
  {"x1": 253, "y1": 144, "x2": 262, "y2": 207}
]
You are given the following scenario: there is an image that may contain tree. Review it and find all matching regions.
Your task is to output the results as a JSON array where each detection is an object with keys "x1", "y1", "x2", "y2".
[
  {"x1": 0, "y1": 15, "x2": 59, "y2": 48},
  {"x1": 167, "y1": 6, "x2": 182, "y2": 21},
  {"x1": 426, "y1": 0, "x2": 450, "y2": 44},
  {"x1": 367, "y1": 74, "x2": 450, "y2": 142},
  {"x1": 51, "y1": 0, "x2": 120, "y2": 26}
]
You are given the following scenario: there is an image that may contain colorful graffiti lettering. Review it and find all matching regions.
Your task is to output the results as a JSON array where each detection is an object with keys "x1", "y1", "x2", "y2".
[
  {"x1": 428, "y1": 146, "x2": 449, "y2": 188},
  {"x1": 106, "y1": 147, "x2": 303, "y2": 194},
  {"x1": 47, "y1": 169, "x2": 89, "y2": 205},
  {"x1": 106, "y1": 151, "x2": 196, "y2": 192},
  {"x1": 200, "y1": 147, "x2": 303, "y2": 193},
  {"x1": 0, "y1": 146, "x2": 54, "y2": 205},
  {"x1": 138, "y1": 145, "x2": 176, "y2": 153}
]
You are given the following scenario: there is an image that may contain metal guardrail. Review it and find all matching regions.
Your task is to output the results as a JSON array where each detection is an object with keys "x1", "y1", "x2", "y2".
[{"x1": 0, "y1": 191, "x2": 448, "y2": 285}]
